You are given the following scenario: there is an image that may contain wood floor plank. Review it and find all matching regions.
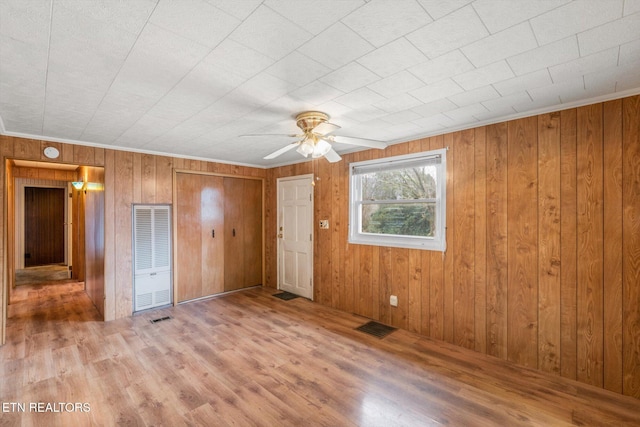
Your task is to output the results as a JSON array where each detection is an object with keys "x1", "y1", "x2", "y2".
[{"x1": 1, "y1": 281, "x2": 639, "y2": 426}]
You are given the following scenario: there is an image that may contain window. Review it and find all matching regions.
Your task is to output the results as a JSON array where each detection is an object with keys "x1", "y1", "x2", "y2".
[{"x1": 349, "y1": 148, "x2": 447, "y2": 251}]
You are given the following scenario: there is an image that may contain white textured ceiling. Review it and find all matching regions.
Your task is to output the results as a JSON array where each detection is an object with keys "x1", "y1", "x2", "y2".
[{"x1": 1, "y1": 0, "x2": 639, "y2": 167}]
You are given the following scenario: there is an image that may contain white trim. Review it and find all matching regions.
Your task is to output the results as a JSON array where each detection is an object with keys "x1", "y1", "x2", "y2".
[{"x1": 349, "y1": 148, "x2": 447, "y2": 251}]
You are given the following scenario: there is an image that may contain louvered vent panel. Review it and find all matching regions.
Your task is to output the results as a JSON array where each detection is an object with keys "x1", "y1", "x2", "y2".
[
  {"x1": 154, "y1": 208, "x2": 170, "y2": 269},
  {"x1": 133, "y1": 205, "x2": 172, "y2": 313},
  {"x1": 155, "y1": 289, "x2": 170, "y2": 305},
  {"x1": 135, "y1": 208, "x2": 153, "y2": 271},
  {"x1": 137, "y1": 292, "x2": 152, "y2": 308}
]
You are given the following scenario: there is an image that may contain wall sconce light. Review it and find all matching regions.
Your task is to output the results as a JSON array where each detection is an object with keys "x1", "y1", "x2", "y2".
[{"x1": 72, "y1": 180, "x2": 84, "y2": 190}]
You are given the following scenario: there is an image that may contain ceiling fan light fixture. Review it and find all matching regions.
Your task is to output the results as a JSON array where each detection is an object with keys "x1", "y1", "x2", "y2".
[
  {"x1": 296, "y1": 137, "x2": 314, "y2": 157},
  {"x1": 312, "y1": 138, "x2": 331, "y2": 158}
]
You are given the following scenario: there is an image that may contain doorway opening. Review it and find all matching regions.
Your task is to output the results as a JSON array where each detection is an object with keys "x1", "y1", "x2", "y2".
[
  {"x1": 6, "y1": 159, "x2": 105, "y2": 318},
  {"x1": 14, "y1": 181, "x2": 71, "y2": 286}
]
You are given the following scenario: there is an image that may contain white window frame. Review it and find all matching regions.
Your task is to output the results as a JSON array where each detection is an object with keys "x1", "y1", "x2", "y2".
[{"x1": 348, "y1": 148, "x2": 447, "y2": 251}]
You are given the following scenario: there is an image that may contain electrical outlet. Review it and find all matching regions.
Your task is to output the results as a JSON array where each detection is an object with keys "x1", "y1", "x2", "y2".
[
  {"x1": 319, "y1": 220, "x2": 329, "y2": 229},
  {"x1": 390, "y1": 295, "x2": 398, "y2": 307}
]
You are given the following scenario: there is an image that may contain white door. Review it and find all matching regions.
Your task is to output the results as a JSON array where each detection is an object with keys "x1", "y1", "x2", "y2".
[{"x1": 278, "y1": 175, "x2": 313, "y2": 299}]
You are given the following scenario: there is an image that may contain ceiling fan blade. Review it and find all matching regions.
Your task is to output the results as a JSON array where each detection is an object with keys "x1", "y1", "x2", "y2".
[
  {"x1": 313, "y1": 122, "x2": 341, "y2": 136},
  {"x1": 324, "y1": 148, "x2": 342, "y2": 163},
  {"x1": 263, "y1": 142, "x2": 299, "y2": 159},
  {"x1": 332, "y1": 135, "x2": 387, "y2": 149},
  {"x1": 241, "y1": 133, "x2": 302, "y2": 138}
]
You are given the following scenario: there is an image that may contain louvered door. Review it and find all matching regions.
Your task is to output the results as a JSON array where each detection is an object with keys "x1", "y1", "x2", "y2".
[{"x1": 133, "y1": 205, "x2": 172, "y2": 312}]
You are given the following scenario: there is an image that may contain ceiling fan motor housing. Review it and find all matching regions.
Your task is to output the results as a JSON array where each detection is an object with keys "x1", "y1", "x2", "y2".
[{"x1": 295, "y1": 111, "x2": 330, "y2": 133}]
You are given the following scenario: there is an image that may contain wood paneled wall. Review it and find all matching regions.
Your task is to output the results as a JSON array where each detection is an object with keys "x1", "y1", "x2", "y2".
[
  {"x1": 0, "y1": 137, "x2": 266, "y2": 342},
  {"x1": 265, "y1": 95, "x2": 640, "y2": 398},
  {"x1": 79, "y1": 166, "x2": 105, "y2": 316}
]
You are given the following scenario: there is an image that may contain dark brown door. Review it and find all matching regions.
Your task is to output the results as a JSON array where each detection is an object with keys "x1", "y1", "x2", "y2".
[{"x1": 24, "y1": 187, "x2": 65, "y2": 267}]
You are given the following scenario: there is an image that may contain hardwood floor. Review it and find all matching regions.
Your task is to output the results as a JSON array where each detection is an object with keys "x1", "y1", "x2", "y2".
[{"x1": 1, "y1": 282, "x2": 639, "y2": 426}]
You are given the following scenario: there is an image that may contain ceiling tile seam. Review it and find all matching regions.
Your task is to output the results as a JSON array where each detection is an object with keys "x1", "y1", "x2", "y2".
[
  {"x1": 77, "y1": 0, "x2": 161, "y2": 141},
  {"x1": 294, "y1": 23, "x2": 378, "y2": 71},
  {"x1": 227, "y1": 4, "x2": 313, "y2": 62},
  {"x1": 526, "y1": 18, "x2": 542, "y2": 48},
  {"x1": 261, "y1": 3, "x2": 317, "y2": 41},
  {"x1": 575, "y1": 12, "x2": 640, "y2": 57},
  {"x1": 140, "y1": 70, "x2": 292, "y2": 149},
  {"x1": 354, "y1": 39, "x2": 424, "y2": 79},
  {"x1": 41, "y1": 0, "x2": 54, "y2": 135},
  {"x1": 110, "y1": 17, "x2": 254, "y2": 147},
  {"x1": 427, "y1": 1, "x2": 475, "y2": 21},
  {"x1": 469, "y1": 2, "x2": 492, "y2": 36},
  {"x1": 414, "y1": 0, "x2": 435, "y2": 22}
]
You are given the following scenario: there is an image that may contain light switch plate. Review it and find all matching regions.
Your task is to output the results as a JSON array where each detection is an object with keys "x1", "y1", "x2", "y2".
[{"x1": 319, "y1": 220, "x2": 329, "y2": 229}]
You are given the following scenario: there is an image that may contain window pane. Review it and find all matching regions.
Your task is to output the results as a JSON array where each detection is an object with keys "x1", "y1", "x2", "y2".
[
  {"x1": 362, "y1": 203, "x2": 436, "y2": 237},
  {"x1": 361, "y1": 166, "x2": 437, "y2": 201}
]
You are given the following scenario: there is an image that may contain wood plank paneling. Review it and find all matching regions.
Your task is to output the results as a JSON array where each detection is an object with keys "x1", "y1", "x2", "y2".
[
  {"x1": 141, "y1": 154, "x2": 156, "y2": 204},
  {"x1": 331, "y1": 161, "x2": 341, "y2": 310},
  {"x1": 507, "y1": 117, "x2": 538, "y2": 368},
  {"x1": 622, "y1": 96, "x2": 640, "y2": 397},
  {"x1": 443, "y1": 133, "x2": 455, "y2": 344},
  {"x1": 242, "y1": 179, "x2": 263, "y2": 287},
  {"x1": 391, "y1": 248, "x2": 409, "y2": 330},
  {"x1": 133, "y1": 153, "x2": 142, "y2": 202},
  {"x1": 379, "y1": 246, "x2": 392, "y2": 325},
  {"x1": 13, "y1": 138, "x2": 40, "y2": 159},
  {"x1": 317, "y1": 159, "x2": 332, "y2": 306},
  {"x1": 408, "y1": 249, "x2": 422, "y2": 334},
  {"x1": 452, "y1": 129, "x2": 475, "y2": 350},
  {"x1": 74, "y1": 145, "x2": 95, "y2": 165},
  {"x1": 486, "y1": 123, "x2": 508, "y2": 359},
  {"x1": 155, "y1": 156, "x2": 173, "y2": 204},
  {"x1": 114, "y1": 151, "x2": 133, "y2": 319},
  {"x1": 103, "y1": 150, "x2": 116, "y2": 321},
  {"x1": 560, "y1": 108, "x2": 578, "y2": 380},
  {"x1": 603, "y1": 99, "x2": 624, "y2": 393},
  {"x1": 176, "y1": 174, "x2": 204, "y2": 302},
  {"x1": 474, "y1": 127, "x2": 487, "y2": 354},
  {"x1": 537, "y1": 112, "x2": 561, "y2": 375},
  {"x1": 576, "y1": 103, "x2": 604, "y2": 387}
]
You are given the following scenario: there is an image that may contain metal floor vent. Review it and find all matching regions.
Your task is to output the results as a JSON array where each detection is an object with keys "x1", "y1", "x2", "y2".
[
  {"x1": 273, "y1": 291, "x2": 300, "y2": 301},
  {"x1": 150, "y1": 316, "x2": 171, "y2": 324},
  {"x1": 356, "y1": 321, "x2": 397, "y2": 338}
]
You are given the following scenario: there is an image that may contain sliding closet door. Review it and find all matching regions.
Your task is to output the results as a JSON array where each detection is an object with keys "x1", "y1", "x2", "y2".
[
  {"x1": 175, "y1": 173, "x2": 224, "y2": 302},
  {"x1": 223, "y1": 177, "x2": 244, "y2": 291},
  {"x1": 223, "y1": 177, "x2": 263, "y2": 291},
  {"x1": 243, "y1": 178, "x2": 262, "y2": 288}
]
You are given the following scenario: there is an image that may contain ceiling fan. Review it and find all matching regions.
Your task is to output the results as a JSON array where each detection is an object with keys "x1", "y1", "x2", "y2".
[{"x1": 243, "y1": 111, "x2": 387, "y2": 163}]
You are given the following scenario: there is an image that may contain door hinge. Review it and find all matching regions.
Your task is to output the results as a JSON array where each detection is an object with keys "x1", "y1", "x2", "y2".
[
  {"x1": 309, "y1": 193, "x2": 312, "y2": 201},
  {"x1": 310, "y1": 233, "x2": 312, "y2": 241}
]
